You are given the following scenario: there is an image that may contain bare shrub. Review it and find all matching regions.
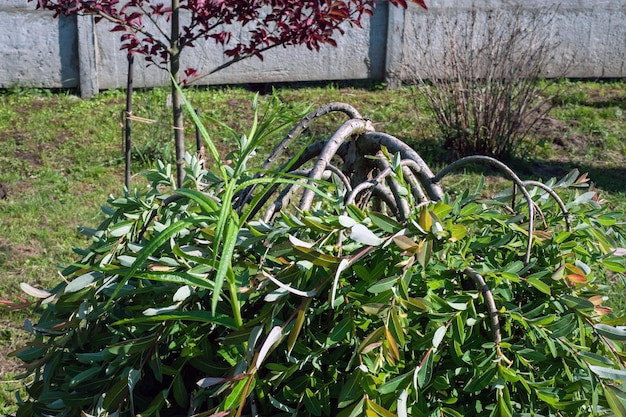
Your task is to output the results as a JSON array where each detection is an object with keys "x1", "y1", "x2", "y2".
[{"x1": 409, "y1": 6, "x2": 567, "y2": 158}]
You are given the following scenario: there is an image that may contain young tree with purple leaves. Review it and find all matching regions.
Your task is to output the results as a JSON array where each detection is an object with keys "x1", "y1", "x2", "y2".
[{"x1": 31, "y1": 0, "x2": 427, "y2": 185}]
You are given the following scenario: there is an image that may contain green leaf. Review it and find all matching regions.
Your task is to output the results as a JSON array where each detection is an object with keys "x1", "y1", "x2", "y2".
[
  {"x1": 304, "y1": 388, "x2": 323, "y2": 416},
  {"x1": 378, "y1": 371, "x2": 412, "y2": 395},
  {"x1": 338, "y1": 372, "x2": 363, "y2": 408},
  {"x1": 595, "y1": 324, "x2": 626, "y2": 341},
  {"x1": 389, "y1": 307, "x2": 406, "y2": 347},
  {"x1": 459, "y1": 203, "x2": 480, "y2": 217},
  {"x1": 109, "y1": 220, "x2": 133, "y2": 237},
  {"x1": 212, "y1": 219, "x2": 238, "y2": 314},
  {"x1": 107, "y1": 335, "x2": 158, "y2": 355},
  {"x1": 103, "y1": 377, "x2": 128, "y2": 411},
  {"x1": 65, "y1": 271, "x2": 101, "y2": 293},
  {"x1": 603, "y1": 259, "x2": 626, "y2": 273},
  {"x1": 140, "y1": 271, "x2": 215, "y2": 289},
  {"x1": 223, "y1": 377, "x2": 249, "y2": 411},
  {"x1": 106, "y1": 215, "x2": 214, "y2": 305},
  {"x1": 287, "y1": 308, "x2": 307, "y2": 355},
  {"x1": 292, "y1": 245, "x2": 341, "y2": 267},
  {"x1": 561, "y1": 295, "x2": 595, "y2": 313},
  {"x1": 526, "y1": 276, "x2": 551, "y2": 295},
  {"x1": 171, "y1": 188, "x2": 219, "y2": 214},
  {"x1": 69, "y1": 366, "x2": 102, "y2": 388},
  {"x1": 112, "y1": 311, "x2": 238, "y2": 329},
  {"x1": 366, "y1": 398, "x2": 396, "y2": 417},
  {"x1": 415, "y1": 351, "x2": 433, "y2": 389},
  {"x1": 464, "y1": 366, "x2": 497, "y2": 393},
  {"x1": 432, "y1": 325, "x2": 447, "y2": 349},
  {"x1": 326, "y1": 317, "x2": 352, "y2": 346},
  {"x1": 605, "y1": 385, "x2": 626, "y2": 417},
  {"x1": 172, "y1": 372, "x2": 188, "y2": 409},
  {"x1": 588, "y1": 365, "x2": 626, "y2": 382},
  {"x1": 367, "y1": 276, "x2": 399, "y2": 294},
  {"x1": 369, "y1": 211, "x2": 402, "y2": 233}
]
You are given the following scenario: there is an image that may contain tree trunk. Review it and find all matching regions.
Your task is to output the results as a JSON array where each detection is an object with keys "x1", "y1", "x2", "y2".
[{"x1": 171, "y1": 0, "x2": 184, "y2": 187}]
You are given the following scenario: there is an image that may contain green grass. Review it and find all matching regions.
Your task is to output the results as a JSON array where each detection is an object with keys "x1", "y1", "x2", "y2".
[{"x1": 0, "y1": 80, "x2": 625, "y2": 413}]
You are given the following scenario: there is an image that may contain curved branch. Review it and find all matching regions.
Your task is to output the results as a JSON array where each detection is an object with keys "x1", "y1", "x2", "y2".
[
  {"x1": 262, "y1": 103, "x2": 362, "y2": 171},
  {"x1": 522, "y1": 180, "x2": 571, "y2": 232},
  {"x1": 299, "y1": 119, "x2": 375, "y2": 211},
  {"x1": 376, "y1": 155, "x2": 410, "y2": 221},
  {"x1": 345, "y1": 166, "x2": 393, "y2": 206},
  {"x1": 262, "y1": 168, "x2": 333, "y2": 223},
  {"x1": 344, "y1": 174, "x2": 400, "y2": 218},
  {"x1": 463, "y1": 267, "x2": 501, "y2": 344},
  {"x1": 433, "y1": 156, "x2": 535, "y2": 265},
  {"x1": 324, "y1": 163, "x2": 353, "y2": 194},
  {"x1": 400, "y1": 160, "x2": 430, "y2": 204},
  {"x1": 357, "y1": 132, "x2": 443, "y2": 201},
  {"x1": 237, "y1": 140, "x2": 329, "y2": 214},
  {"x1": 463, "y1": 267, "x2": 511, "y2": 365},
  {"x1": 237, "y1": 102, "x2": 360, "y2": 211}
]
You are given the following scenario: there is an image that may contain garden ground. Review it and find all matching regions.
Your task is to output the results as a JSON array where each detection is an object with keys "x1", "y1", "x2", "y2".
[{"x1": 0, "y1": 80, "x2": 625, "y2": 412}]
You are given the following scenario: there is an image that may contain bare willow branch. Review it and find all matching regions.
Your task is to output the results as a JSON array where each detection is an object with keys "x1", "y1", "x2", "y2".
[
  {"x1": 463, "y1": 267, "x2": 501, "y2": 344},
  {"x1": 375, "y1": 154, "x2": 410, "y2": 221},
  {"x1": 358, "y1": 132, "x2": 444, "y2": 201},
  {"x1": 523, "y1": 180, "x2": 571, "y2": 232},
  {"x1": 299, "y1": 119, "x2": 375, "y2": 211},
  {"x1": 400, "y1": 160, "x2": 431, "y2": 204}
]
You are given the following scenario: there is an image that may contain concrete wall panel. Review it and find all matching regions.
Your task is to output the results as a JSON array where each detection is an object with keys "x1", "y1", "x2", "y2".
[
  {"x1": 0, "y1": 10, "x2": 78, "y2": 88},
  {"x1": 0, "y1": 0, "x2": 624, "y2": 96}
]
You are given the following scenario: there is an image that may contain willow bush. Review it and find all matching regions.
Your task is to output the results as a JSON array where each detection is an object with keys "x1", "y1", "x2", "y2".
[{"x1": 8, "y1": 94, "x2": 626, "y2": 417}]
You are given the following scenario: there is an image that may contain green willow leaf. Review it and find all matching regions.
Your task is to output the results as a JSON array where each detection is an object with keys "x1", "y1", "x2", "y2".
[
  {"x1": 106, "y1": 215, "x2": 214, "y2": 305},
  {"x1": 369, "y1": 211, "x2": 403, "y2": 233},
  {"x1": 112, "y1": 311, "x2": 238, "y2": 329},
  {"x1": 589, "y1": 365, "x2": 626, "y2": 382},
  {"x1": 526, "y1": 276, "x2": 551, "y2": 295},
  {"x1": 605, "y1": 385, "x2": 626, "y2": 417},
  {"x1": 595, "y1": 324, "x2": 626, "y2": 341}
]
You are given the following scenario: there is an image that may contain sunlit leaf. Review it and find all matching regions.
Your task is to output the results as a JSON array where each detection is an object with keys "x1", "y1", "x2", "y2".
[
  {"x1": 350, "y1": 224, "x2": 384, "y2": 246},
  {"x1": 369, "y1": 211, "x2": 402, "y2": 233},
  {"x1": 595, "y1": 324, "x2": 626, "y2": 341},
  {"x1": 20, "y1": 283, "x2": 52, "y2": 299},
  {"x1": 432, "y1": 325, "x2": 447, "y2": 350},
  {"x1": 256, "y1": 326, "x2": 283, "y2": 368},
  {"x1": 526, "y1": 276, "x2": 551, "y2": 295},
  {"x1": 588, "y1": 365, "x2": 626, "y2": 382}
]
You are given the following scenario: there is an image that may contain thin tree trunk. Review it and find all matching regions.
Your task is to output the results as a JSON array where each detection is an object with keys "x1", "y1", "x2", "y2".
[
  {"x1": 124, "y1": 53, "x2": 134, "y2": 190},
  {"x1": 171, "y1": 0, "x2": 184, "y2": 187}
]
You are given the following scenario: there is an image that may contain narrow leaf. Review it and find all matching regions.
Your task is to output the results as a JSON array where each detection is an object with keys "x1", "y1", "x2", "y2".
[
  {"x1": 256, "y1": 326, "x2": 283, "y2": 368},
  {"x1": 432, "y1": 325, "x2": 447, "y2": 349},
  {"x1": 350, "y1": 224, "x2": 384, "y2": 246}
]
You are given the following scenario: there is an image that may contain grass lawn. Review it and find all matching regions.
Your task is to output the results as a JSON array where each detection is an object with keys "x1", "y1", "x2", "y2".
[{"x1": 1, "y1": 80, "x2": 625, "y2": 413}]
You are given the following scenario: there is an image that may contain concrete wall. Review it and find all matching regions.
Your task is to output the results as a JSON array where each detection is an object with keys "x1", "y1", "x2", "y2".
[
  {"x1": 1, "y1": 0, "x2": 624, "y2": 97},
  {"x1": 388, "y1": 0, "x2": 626, "y2": 84}
]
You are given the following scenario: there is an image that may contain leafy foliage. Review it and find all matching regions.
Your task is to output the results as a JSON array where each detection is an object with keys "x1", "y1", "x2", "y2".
[{"x1": 9, "y1": 97, "x2": 626, "y2": 417}]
